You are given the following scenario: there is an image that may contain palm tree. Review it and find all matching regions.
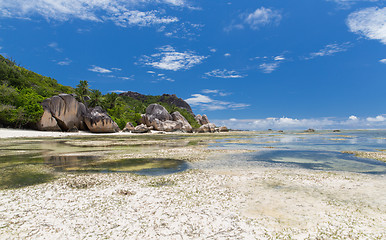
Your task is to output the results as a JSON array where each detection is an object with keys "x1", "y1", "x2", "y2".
[
  {"x1": 89, "y1": 89, "x2": 102, "y2": 108},
  {"x1": 75, "y1": 80, "x2": 90, "y2": 104}
]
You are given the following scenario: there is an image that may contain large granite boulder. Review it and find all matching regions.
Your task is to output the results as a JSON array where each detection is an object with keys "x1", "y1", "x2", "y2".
[
  {"x1": 122, "y1": 122, "x2": 135, "y2": 132},
  {"x1": 146, "y1": 104, "x2": 172, "y2": 121},
  {"x1": 133, "y1": 124, "x2": 150, "y2": 133},
  {"x1": 171, "y1": 111, "x2": 192, "y2": 132},
  {"x1": 37, "y1": 109, "x2": 61, "y2": 131},
  {"x1": 201, "y1": 114, "x2": 209, "y2": 125},
  {"x1": 84, "y1": 107, "x2": 120, "y2": 133},
  {"x1": 218, "y1": 126, "x2": 229, "y2": 132},
  {"x1": 198, "y1": 123, "x2": 216, "y2": 133},
  {"x1": 195, "y1": 114, "x2": 210, "y2": 125},
  {"x1": 40, "y1": 94, "x2": 87, "y2": 131},
  {"x1": 141, "y1": 104, "x2": 188, "y2": 132}
]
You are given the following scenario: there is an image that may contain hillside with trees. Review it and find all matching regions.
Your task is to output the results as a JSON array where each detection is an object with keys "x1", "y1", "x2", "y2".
[{"x1": 0, "y1": 55, "x2": 199, "y2": 130}]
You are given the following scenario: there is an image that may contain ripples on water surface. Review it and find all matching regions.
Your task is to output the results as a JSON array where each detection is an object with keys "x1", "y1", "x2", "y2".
[{"x1": 202, "y1": 130, "x2": 386, "y2": 174}]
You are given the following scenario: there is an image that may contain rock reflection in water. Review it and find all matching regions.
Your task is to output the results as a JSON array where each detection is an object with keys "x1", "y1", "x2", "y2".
[{"x1": 44, "y1": 155, "x2": 187, "y2": 175}]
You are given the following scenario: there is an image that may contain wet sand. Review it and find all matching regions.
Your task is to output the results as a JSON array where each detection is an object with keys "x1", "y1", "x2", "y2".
[{"x1": 0, "y1": 129, "x2": 385, "y2": 239}]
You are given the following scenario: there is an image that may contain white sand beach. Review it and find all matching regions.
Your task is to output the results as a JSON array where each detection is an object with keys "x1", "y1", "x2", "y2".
[
  {"x1": 0, "y1": 129, "x2": 385, "y2": 239},
  {"x1": 0, "y1": 168, "x2": 385, "y2": 239}
]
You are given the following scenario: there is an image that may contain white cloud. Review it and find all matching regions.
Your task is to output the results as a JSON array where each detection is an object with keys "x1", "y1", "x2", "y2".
[
  {"x1": 252, "y1": 54, "x2": 287, "y2": 73},
  {"x1": 366, "y1": 114, "x2": 386, "y2": 122},
  {"x1": 347, "y1": 7, "x2": 386, "y2": 44},
  {"x1": 212, "y1": 114, "x2": 386, "y2": 130},
  {"x1": 204, "y1": 69, "x2": 245, "y2": 78},
  {"x1": 306, "y1": 42, "x2": 351, "y2": 59},
  {"x1": 88, "y1": 65, "x2": 124, "y2": 73},
  {"x1": 88, "y1": 65, "x2": 112, "y2": 73},
  {"x1": 209, "y1": 48, "x2": 217, "y2": 53},
  {"x1": 201, "y1": 89, "x2": 231, "y2": 96},
  {"x1": 329, "y1": 0, "x2": 381, "y2": 8},
  {"x1": 0, "y1": 0, "x2": 182, "y2": 27},
  {"x1": 139, "y1": 45, "x2": 206, "y2": 71},
  {"x1": 379, "y1": 59, "x2": 386, "y2": 63},
  {"x1": 225, "y1": 7, "x2": 281, "y2": 32},
  {"x1": 259, "y1": 62, "x2": 280, "y2": 73},
  {"x1": 56, "y1": 58, "x2": 71, "y2": 66},
  {"x1": 244, "y1": 7, "x2": 282, "y2": 30},
  {"x1": 202, "y1": 89, "x2": 219, "y2": 94},
  {"x1": 109, "y1": 90, "x2": 127, "y2": 93},
  {"x1": 274, "y1": 55, "x2": 285, "y2": 61},
  {"x1": 185, "y1": 94, "x2": 249, "y2": 111},
  {"x1": 162, "y1": 22, "x2": 204, "y2": 40},
  {"x1": 48, "y1": 42, "x2": 62, "y2": 52},
  {"x1": 224, "y1": 53, "x2": 231, "y2": 57}
]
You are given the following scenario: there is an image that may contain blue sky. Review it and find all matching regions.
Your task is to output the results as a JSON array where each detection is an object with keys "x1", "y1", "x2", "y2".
[{"x1": 1, "y1": 0, "x2": 386, "y2": 130}]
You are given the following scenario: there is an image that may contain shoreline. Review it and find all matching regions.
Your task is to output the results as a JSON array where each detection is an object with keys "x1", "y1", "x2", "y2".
[{"x1": 0, "y1": 129, "x2": 385, "y2": 239}]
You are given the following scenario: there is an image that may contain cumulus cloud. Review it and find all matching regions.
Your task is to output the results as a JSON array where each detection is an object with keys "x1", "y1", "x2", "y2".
[
  {"x1": 185, "y1": 94, "x2": 249, "y2": 111},
  {"x1": 204, "y1": 69, "x2": 245, "y2": 78},
  {"x1": 244, "y1": 7, "x2": 282, "y2": 30},
  {"x1": 380, "y1": 59, "x2": 386, "y2": 63},
  {"x1": 347, "y1": 7, "x2": 386, "y2": 44},
  {"x1": 225, "y1": 7, "x2": 281, "y2": 32},
  {"x1": 0, "y1": 0, "x2": 183, "y2": 27},
  {"x1": 139, "y1": 45, "x2": 206, "y2": 71},
  {"x1": 306, "y1": 42, "x2": 352, "y2": 60},
  {"x1": 212, "y1": 114, "x2": 386, "y2": 130},
  {"x1": 366, "y1": 114, "x2": 386, "y2": 122},
  {"x1": 224, "y1": 53, "x2": 231, "y2": 57}
]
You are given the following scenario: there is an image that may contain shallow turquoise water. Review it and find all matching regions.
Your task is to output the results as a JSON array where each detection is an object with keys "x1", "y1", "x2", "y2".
[{"x1": 199, "y1": 130, "x2": 386, "y2": 174}]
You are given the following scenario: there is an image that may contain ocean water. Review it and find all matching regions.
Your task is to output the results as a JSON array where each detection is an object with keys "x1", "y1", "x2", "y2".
[{"x1": 195, "y1": 130, "x2": 386, "y2": 174}]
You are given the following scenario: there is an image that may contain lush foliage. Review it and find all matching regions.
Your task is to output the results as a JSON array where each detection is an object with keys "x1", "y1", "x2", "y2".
[
  {"x1": 0, "y1": 55, "x2": 198, "y2": 130},
  {"x1": 0, "y1": 55, "x2": 72, "y2": 128}
]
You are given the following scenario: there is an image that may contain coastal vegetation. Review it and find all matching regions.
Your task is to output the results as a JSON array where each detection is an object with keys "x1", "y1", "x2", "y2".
[{"x1": 0, "y1": 55, "x2": 199, "y2": 130}]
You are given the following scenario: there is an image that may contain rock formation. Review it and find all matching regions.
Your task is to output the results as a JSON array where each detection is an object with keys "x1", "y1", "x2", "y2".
[
  {"x1": 218, "y1": 126, "x2": 229, "y2": 132},
  {"x1": 195, "y1": 114, "x2": 210, "y2": 125},
  {"x1": 119, "y1": 91, "x2": 193, "y2": 115},
  {"x1": 140, "y1": 104, "x2": 192, "y2": 132},
  {"x1": 122, "y1": 122, "x2": 135, "y2": 132},
  {"x1": 39, "y1": 94, "x2": 87, "y2": 131},
  {"x1": 38, "y1": 94, "x2": 119, "y2": 133},
  {"x1": 198, "y1": 123, "x2": 217, "y2": 133},
  {"x1": 133, "y1": 124, "x2": 150, "y2": 133},
  {"x1": 84, "y1": 107, "x2": 120, "y2": 133},
  {"x1": 171, "y1": 111, "x2": 193, "y2": 132}
]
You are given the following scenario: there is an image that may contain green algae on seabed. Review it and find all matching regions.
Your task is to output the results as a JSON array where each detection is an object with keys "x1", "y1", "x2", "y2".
[{"x1": 0, "y1": 164, "x2": 55, "y2": 189}]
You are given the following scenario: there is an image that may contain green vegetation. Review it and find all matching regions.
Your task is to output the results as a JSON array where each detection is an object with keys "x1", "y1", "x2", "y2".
[
  {"x1": 0, "y1": 55, "x2": 198, "y2": 130},
  {"x1": 0, "y1": 55, "x2": 72, "y2": 128},
  {"x1": 0, "y1": 165, "x2": 55, "y2": 189}
]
